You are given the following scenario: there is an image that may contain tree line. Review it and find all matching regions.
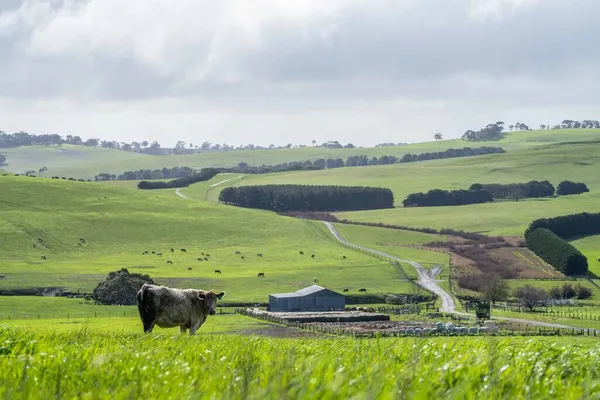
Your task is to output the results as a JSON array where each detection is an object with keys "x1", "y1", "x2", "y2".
[
  {"x1": 462, "y1": 119, "x2": 600, "y2": 141},
  {"x1": 525, "y1": 212, "x2": 600, "y2": 240},
  {"x1": 97, "y1": 146, "x2": 506, "y2": 182},
  {"x1": 218, "y1": 185, "x2": 395, "y2": 212},
  {"x1": 469, "y1": 181, "x2": 556, "y2": 199},
  {"x1": 524, "y1": 228, "x2": 587, "y2": 276},
  {"x1": 402, "y1": 189, "x2": 493, "y2": 207},
  {"x1": 137, "y1": 168, "x2": 222, "y2": 190}
]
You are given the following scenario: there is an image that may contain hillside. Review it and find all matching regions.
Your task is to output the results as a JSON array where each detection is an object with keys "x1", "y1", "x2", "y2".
[
  {"x1": 0, "y1": 176, "x2": 443, "y2": 302},
  {"x1": 2, "y1": 128, "x2": 599, "y2": 179}
]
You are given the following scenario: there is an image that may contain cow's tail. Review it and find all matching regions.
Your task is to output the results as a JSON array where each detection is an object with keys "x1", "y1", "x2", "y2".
[{"x1": 136, "y1": 284, "x2": 157, "y2": 333}]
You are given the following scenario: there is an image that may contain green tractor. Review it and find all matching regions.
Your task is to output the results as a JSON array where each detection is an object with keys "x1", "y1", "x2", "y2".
[{"x1": 475, "y1": 301, "x2": 491, "y2": 322}]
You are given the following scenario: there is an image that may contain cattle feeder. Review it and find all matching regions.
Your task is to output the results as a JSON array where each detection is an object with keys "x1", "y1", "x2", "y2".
[{"x1": 269, "y1": 285, "x2": 345, "y2": 312}]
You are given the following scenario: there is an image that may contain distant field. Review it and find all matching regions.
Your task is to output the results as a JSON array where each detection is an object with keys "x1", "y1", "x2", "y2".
[
  {"x1": 0, "y1": 176, "x2": 424, "y2": 301},
  {"x1": 572, "y1": 235, "x2": 600, "y2": 276},
  {"x1": 3, "y1": 128, "x2": 599, "y2": 179}
]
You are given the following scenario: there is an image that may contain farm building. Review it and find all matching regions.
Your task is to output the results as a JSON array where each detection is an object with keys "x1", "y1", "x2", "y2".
[{"x1": 268, "y1": 285, "x2": 345, "y2": 312}]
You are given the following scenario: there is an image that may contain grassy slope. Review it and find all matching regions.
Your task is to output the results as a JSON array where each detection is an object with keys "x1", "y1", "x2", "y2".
[
  {"x1": 236, "y1": 139, "x2": 600, "y2": 235},
  {"x1": 1, "y1": 328, "x2": 599, "y2": 399},
  {"x1": 572, "y1": 235, "x2": 600, "y2": 276},
  {"x1": 4, "y1": 128, "x2": 599, "y2": 179},
  {"x1": 0, "y1": 176, "x2": 424, "y2": 301}
]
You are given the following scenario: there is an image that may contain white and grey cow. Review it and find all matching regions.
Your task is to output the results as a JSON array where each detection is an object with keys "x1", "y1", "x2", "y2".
[{"x1": 136, "y1": 283, "x2": 226, "y2": 335}]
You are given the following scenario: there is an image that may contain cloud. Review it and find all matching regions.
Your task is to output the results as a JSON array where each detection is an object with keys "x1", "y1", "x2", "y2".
[{"x1": 0, "y1": 0, "x2": 599, "y2": 145}]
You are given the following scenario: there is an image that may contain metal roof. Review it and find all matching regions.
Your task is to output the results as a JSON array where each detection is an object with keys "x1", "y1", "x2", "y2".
[{"x1": 270, "y1": 285, "x2": 332, "y2": 298}]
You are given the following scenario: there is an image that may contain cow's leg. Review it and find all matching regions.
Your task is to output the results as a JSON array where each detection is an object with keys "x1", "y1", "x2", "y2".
[
  {"x1": 189, "y1": 321, "x2": 202, "y2": 336},
  {"x1": 180, "y1": 325, "x2": 188, "y2": 334}
]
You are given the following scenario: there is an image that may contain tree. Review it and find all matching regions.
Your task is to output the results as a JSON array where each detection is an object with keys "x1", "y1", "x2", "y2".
[
  {"x1": 312, "y1": 140, "x2": 316, "y2": 147},
  {"x1": 141, "y1": 141, "x2": 149, "y2": 149},
  {"x1": 481, "y1": 275, "x2": 509, "y2": 304},
  {"x1": 93, "y1": 268, "x2": 155, "y2": 305},
  {"x1": 175, "y1": 141, "x2": 186, "y2": 150},
  {"x1": 514, "y1": 285, "x2": 548, "y2": 311},
  {"x1": 434, "y1": 133, "x2": 443, "y2": 141}
]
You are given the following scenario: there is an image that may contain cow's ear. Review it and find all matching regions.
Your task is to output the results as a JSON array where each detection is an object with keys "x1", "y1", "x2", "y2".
[
  {"x1": 197, "y1": 292, "x2": 206, "y2": 300},
  {"x1": 217, "y1": 291, "x2": 226, "y2": 300}
]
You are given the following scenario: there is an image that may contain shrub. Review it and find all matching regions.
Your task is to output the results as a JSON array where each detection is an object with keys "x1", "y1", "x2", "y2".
[
  {"x1": 556, "y1": 180, "x2": 590, "y2": 196},
  {"x1": 548, "y1": 284, "x2": 577, "y2": 299},
  {"x1": 470, "y1": 180, "x2": 555, "y2": 199},
  {"x1": 219, "y1": 185, "x2": 394, "y2": 212},
  {"x1": 514, "y1": 285, "x2": 548, "y2": 311},
  {"x1": 93, "y1": 268, "x2": 155, "y2": 305},
  {"x1": 525, "y1": 228, "x2": 588, "y2": 275},
  {"x1": 575, "y1": 284, "x2": 593, "y2": 300},
  {"x1": 402, "y1": 188, "x2": 493, "y2": 207},
  {"x1": 138, "y1": 168, "x2": 222, "y2": 190}
]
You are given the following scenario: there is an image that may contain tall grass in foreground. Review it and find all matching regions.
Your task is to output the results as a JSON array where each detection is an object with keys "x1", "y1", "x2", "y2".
[{"x1": 0, "y1": 327, "x2": 599, "y2": 399}]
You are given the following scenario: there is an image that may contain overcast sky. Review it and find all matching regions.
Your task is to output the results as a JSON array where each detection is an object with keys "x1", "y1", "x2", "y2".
[{"x1": 1, "y1": 0, "x2": 599, "y2": 147}]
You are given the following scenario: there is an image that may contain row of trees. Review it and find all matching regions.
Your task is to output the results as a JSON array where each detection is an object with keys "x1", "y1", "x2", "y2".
[
  {"x1": 462, "y1": 122, "x2": 506, "y2": 141},
  {"x1": 525, "y1": 212, "x2": 600, "y2": 240},
  {"x1": 463, "y1": 118, "x2": 600, "y2": 141},
  {"x1": 137, "y1": 168, "x2": 222, "y2": 190},
  {"x1": 402, "y1": 189, "x2": 493, "y2": 207},
  {"x1": 525, "y1": 228, "x2": 588, "y2": 275},
  {"x1": 470, "y1": 180, "x2": 556, "y2": 199},
  {"x1": 98, "y1": 146, "x2": 506, "y2": 182},
  {"x1": 219, "y1": 185, "x2": 395, "y2": 212}
]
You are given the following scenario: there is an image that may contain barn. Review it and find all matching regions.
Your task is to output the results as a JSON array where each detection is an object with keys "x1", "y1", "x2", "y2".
[{"x1": 268, "y1": 285, "x2": 345, "y2": 312}]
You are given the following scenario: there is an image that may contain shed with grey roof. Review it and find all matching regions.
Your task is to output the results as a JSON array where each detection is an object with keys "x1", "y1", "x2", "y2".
[{"x1": 268, "y1": 285, "x2": 345, "y2": 312}]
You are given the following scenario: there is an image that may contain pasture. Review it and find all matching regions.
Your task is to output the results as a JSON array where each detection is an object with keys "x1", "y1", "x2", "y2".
[
  {"x1": 0, "y1": 327, "x2": 599, "y2": 399},
  {"x1": 3, "y1": 128, "x2": 599, "y2": 179},
  {"x1": 0, "y1": 176, "x2": 430, "y2": 302}
]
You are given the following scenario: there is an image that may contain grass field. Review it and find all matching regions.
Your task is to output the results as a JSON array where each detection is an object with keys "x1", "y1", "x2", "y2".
[
  {"x1": 573, "y1": 235, "x2": 600, "y2": 276},
  {"x1": 3, "y1": 128, "x2": 599, "y2": 179},
  {"x1": 1, "y1": 327, "x2": 599, "y2": 399},
  {"x1": 0, "y1": 176, "x2": 429, "y2": 301}
]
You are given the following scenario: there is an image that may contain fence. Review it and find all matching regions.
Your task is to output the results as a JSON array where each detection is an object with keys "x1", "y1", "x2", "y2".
[
  {"x1": 0, "y1": 307, "x2": 235, "y2": 321},
  {"x1": 237, "y1": 308, "x2": 600, "y2": 338},
  {"x1": 491, "y1": 304, "x2": 600, "y2": 322}
]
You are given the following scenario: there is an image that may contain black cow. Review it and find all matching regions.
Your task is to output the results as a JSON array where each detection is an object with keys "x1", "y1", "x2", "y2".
[
  {"x1": 38, "y1": 238, "x2": 43, "y2": 242},
  {"x1": 257, "y1": 273, "x2": 265, "y2": 277},
  {"x1": 204, "y1": 257, "x2": 208, "y2": 261},
  {"x1": 167, "y1": 260, "x2": 173, "y2": 264},
  {"x1": 598, "y1": 258, "x2": 600, "y2": 262},
  {"x1": 79, "y1": 238, "x2": 86, "y2": 243},
  {"x1": 214, "y1": 270, "x2": 222, "y2": 274},
  {"x1": 188, "y1": 267, "x2": 192, "y2": 271},
  {"x1": 342, "y1": 256, "x2": 347, "y2": 259},
  {"x1": 359, "y1": 288, "x2": 367, "y2": 293},
  {"x1": 197, "y1": 258, "x2": 203, "y2": 262},
  {"x1": 157, "y1": 252, "x2": 163, "y2": 256},
  {"x1": 235, "y1": 251, "x2": 241, "y2": 255},
  {"x1": 311, "y1": 254, "x2": 315, "y2": 258},
  {"x1": 181, "y1": 249, "x2": 187, "y2": 252},
  {"x1": 32, "y1": 244, "x2": 36, "y2": 248},
  {"x1": 241, "y1": 256, "x2": 245, "y2": 260},
  {"x1": 206, "y1": 254, "x2": 211, "y2": 257},
  {"x1": 41, "y1": 255, "x2": 47, "y2": 260},
  {"x1": 201, "y1": 252, "x2": 205, "y2": 256},
  {"x1": 171, "y1": 249, "x2": 175, "y2": 252},
  {"x1": 152, "y1": 251, "x2": 156, "y2": 254},
  {"x1": 257, "y1": 253, "x2": 263, "y2": 257},
  {"x1": 299, "y1": 251, "x2": 304, "y2": 255},
  {"x1": 343, "y1": 288, "x2": 349, "y2": 293},
  {"x1": 0, "y1": 276, "x2": 6, "y2": 280}
]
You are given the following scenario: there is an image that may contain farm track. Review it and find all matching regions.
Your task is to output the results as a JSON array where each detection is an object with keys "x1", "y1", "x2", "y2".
[{"x1": 321, "y1": 221, "x2": 600, "y2": 331}]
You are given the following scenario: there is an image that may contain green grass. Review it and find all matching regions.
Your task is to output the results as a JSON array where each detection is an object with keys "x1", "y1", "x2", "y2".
[
  {"x1": 506, "y1": 280, "x2": 600, "y2": 299},
  {"x1": 1, "y1": 327, "x2": 600, "y2": 399},
  {"x1": 4, "y1": 128, "x2": 599, "y2": 179},
  {"x1": 331, "y1": 223, "x2": 450, "y2": 279},
  {"x1": 572, "y1": 235, "x2": 600, "y2": 276},
  {"x1": 0, "y1": 176, "x2": 418, "y2": 301}
]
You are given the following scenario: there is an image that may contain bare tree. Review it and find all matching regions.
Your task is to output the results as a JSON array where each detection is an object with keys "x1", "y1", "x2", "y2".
[
  {"x1": 434, "y1": 133, "x2": 443, "y2": 141},
  {"x1": 481, "y1": 275, "x2": 509, "y2": 304},
  {"x1": 514, "y1": 285, "x2": 548, "y2": 311}
]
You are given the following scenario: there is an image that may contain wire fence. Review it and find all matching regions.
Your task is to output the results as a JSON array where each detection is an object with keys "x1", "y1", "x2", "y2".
[{"x1": 0, "y1": 307, "x2": 235, "y2": 321}]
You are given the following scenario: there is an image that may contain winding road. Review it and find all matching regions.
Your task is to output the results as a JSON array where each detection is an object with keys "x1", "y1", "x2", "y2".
[{"x1": 321, "y1": 221, "x2": 595, "y2": 330}]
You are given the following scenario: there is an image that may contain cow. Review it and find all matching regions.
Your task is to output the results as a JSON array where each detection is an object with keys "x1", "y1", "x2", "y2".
[
  {"x1": 181, "y1": 249, "x2": 187, "y2": 253},
  {"x1": 152, "y1": 251, "x2": 156, "y2": 254},
  {"x1": 241, "y1": 256, "x2": 245, "y2": 260},
  {"x1": 342, "y1": 256, "x2": 347, "y2": 259},
  {"x1": 197, "y1": 258, "x2": 203, "y2": 262},
  {"x1": 204, "y1": 257, "x2": 208, "y2": 261},
  {"x1": 32, "y1": 244, "x2": 36, "y2": 248},
  {"x1": 206, "y1": 254, "x2": 211, "y2": 257},
  {"x1": 343, "y1": 288, "x2": 349, "y2": 293},
  {"x1": 214, "y1": 270, "x2": 222, "y2": 274},
  {"x1": 313, "y1": 277, "x2": 318, "y2": 283},
  {"x1": 41, "y1": 255, "x2": 47, "y2": 260},
  {"x1": 359, "y1": 288, "x2": 367, "y2": 293},
  {"x1": 171, "y1": 249, "x2": 175, "y2": 252},
  {"x1": 235, "y1": 251, "x2": 241, "y2": 255},
  {"x1": 257, "y1": 253, "x2": 263, "y2": 257},
  {"x1": 188, "y1": 267, "x2": 193, "y2": 271},
  {"x1": 299, "y1": 251, "x2": 304, "y2": 255},
  {"x1": 257, "y1": 273, "x2": 265, "y2": 277},
  {"x1": 201, "y1": 252, "x2": 205, "y2": 256},
  {"x1": 311, "y1": 254, "x2": 315, "y2": 258},
  {"x1": 157, "y1": 252, "x2": 163, "y2": 256},
  {"x1": 79, "y1": 238, "x2": 86, "y2": 243},
  {"x1": 167, "y1": 260, "x2": 173, "y2": 264},
  {"x1": 136, "y1": 283, "x2": 225, "y2": 335},
  {"x1": 0, "y1": 276, "x2": 6, "y2": 280},
  {"x1": 598, "y1": 258, "x2": 600, "y2": 262}
]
